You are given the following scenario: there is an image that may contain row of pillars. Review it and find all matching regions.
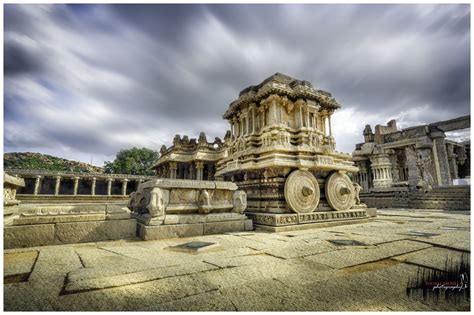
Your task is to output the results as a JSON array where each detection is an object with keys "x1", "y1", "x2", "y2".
[
  {"x1": 168, "y1": 161, "x2": 206, "y2": 180},
  {"x1": 32, "y1": 175, "x2": 135, "y2": 196},
  {"x1": 229, "y1": 106, "x2": 333, "y2": 139},
  {"x1": 372, "y1": 167, "x2": 392, "y2": 181}
]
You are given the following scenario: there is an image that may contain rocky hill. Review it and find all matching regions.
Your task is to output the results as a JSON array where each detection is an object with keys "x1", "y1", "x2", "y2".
[{"x1": 4, "y1": 152, "x2": 104, "y2": 173}]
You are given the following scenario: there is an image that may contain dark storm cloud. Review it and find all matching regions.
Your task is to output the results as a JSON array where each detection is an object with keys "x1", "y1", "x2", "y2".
[{"x1": 4, "y1": 4, "x2": 470, "y2": 165}]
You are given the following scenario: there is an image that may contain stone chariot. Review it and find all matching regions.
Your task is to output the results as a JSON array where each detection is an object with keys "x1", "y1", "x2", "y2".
[{"x1": 214, "y1": 73, "x2": 372, "y2": 230}]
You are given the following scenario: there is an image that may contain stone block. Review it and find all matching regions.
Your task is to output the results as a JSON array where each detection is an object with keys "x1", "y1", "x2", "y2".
[
  {"x1": 203, "y1": 220, "x2": 245, "y2": 235},
  {"x1": 4, "y1": 224, "x2": 55, "y2": 249},
  {"x1": 139, "y1": 223, "x2": 204, "y2": 240},
  {"x1": 365, "y1": 208, "x2": 377, "y2": 217},
  {"x1": 244, "y1": 219, "x2": 254, "y2": 231},
  {"x1": 165, "y1": 213, "x2": 248, "y2": 225},
  {"x1": 55, "y1": 219, "x2": 136, "y2": 244},
  {"x1": 13, "y1": 214, "x2": 106, "y2": 225},
  {"x1": 4, "y1": 250, "x2": 38, "y2": 281}
]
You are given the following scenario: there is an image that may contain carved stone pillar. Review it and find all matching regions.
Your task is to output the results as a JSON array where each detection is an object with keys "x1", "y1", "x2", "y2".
[
  {"x1": 169, "y1": 162, "x2": 177, "y2": 179},
  {"x1": 54, "y1": 176, "x2": 61, "y2": 196},
  {"x1": 91, "y1": 177, "x2": 96, "y2": 196},
  {"x1": 73, "y1": 177, "x2": 79, "y2": 195},
  {"x1": 106, "y1": 178, "x2": 113, "y2": 196},
  {"x1": 235, "y1": 120, "x2": 240, "y2": 138},
  {"x1": 370, "y1": 154, "x2": 393, "y2": 189},
  {"x1": 328, "y1": 115, "x2": 332, "y2": 137},
  {"x1": 251, "y1": 107, "x2": 256, "y2": 133},
  {"x1": 121, "y1": 179, "x2": 129, "y2": 196},
  {"x1": 195, "y1": 161, "x2": 204, "y2": 181},
  {"x1": 305, "y1": 107, "x2": 309, "y2": 128},
  {"x1": 34, "y1": 175, "x2": 42, "y2": 195},
  {"x1": 430, "y1": 135, "x2": 451, "y2": 186},
  {"x1": 245, "y1": 115, "x2": 249, "y2": 135}
]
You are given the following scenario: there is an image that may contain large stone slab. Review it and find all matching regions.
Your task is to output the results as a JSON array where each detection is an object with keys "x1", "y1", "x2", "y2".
[
  {"x1": 139, "y1": 222, "x2": 204, "y2": 240},
  {"x1": 203, "y1": 253, "x2": 282, "y2": 268},
  {"x1": 4, "y1": 224, "x2": 55, "y2": 249},
  {"x1": 304, "y1": 240, "x2": 432, "y2": 269},
  {"x1": 203, "y1": 220, "x2": 246, "y2": 235},
  {"x1": 262, "y1": 239, "x2": 337, "y2": 259},
  {"x1": 4, "y1": 250, "x2": 38, "y2": 282},
  {"x1": 164, "y1": 213, "x2": 248, "y2": 225},
  {"x1": 393, "y1": 246, "x2": 468, "y2": 271},
  {"x1": 64, "y1": 260, "x2": 217, "y2": 293},
  {"x1": 139, "y1": 218, "x2": 253, "y2": 240},
  {"x1": 55, "y1": 219, "x2": 136, "y2": 243}
]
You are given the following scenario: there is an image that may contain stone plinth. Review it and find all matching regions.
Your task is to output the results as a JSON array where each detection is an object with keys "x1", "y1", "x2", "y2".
[
  {"x1": 4, "y1": 203, "x2": 136, "y2": 249},
  {"x1": 129, "y1": 179, "x2": 252, "y2": 240},
  {"x1": 246, "y1": 207, "x2": 373, "y2": 232}
]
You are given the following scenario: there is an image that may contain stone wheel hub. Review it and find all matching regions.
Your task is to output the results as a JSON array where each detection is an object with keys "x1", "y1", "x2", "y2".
[
  {"x1": 284, "y1": 170, "x2": 320, "y2": 213},
  {"x1": 325, "y1": 172, "x2": 354, "y2": 211}
]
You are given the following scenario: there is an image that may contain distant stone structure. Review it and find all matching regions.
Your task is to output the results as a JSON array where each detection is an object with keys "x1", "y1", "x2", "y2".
[
  {"x1": 352, "y1": 116, "x2": 470, "y2": 210},
  {"x1": 153, "y1": 132, "x2": 224, "y2": 181},
  {"x1": 3, "y1": 172, "x2": 135, "y2": 249},
  {"x1": 4, "y1": 169, "x2": 154, "y2": 204}
]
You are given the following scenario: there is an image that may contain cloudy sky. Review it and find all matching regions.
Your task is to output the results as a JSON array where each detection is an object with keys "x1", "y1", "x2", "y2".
[{"x1": 4, "y1": 4, "x2": 470, "y2": 166}]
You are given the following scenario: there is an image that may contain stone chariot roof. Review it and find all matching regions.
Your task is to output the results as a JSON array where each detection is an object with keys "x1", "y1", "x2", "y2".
[{"x1": 223, "y1": 72, "x2": 340, "y2": 119}]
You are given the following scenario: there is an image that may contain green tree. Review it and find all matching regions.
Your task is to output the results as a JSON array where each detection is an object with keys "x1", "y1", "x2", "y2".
[{"x1": 104, "y1": 147, "x2": 160, "y2": 175}]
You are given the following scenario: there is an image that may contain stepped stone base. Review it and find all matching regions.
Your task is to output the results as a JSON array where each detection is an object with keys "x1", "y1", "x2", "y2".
[
  {"x1": 246, "y1": 207, "x2": 374, "y2": 232},
  {"x1": 138, "y1": 216, "x2": 254, "y2": 240}
]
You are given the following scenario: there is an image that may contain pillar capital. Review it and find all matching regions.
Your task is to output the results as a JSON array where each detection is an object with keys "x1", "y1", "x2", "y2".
[{"x1": 195, "y1": 160, "x2": 204, "y2": 169}]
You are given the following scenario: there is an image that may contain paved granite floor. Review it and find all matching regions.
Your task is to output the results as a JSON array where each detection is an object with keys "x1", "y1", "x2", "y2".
[{"x1": 4, "y1": 208, "x2": 470, "y2": 311}]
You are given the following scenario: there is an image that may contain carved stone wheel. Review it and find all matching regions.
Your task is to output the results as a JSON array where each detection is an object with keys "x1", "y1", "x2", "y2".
[
  {"x1": 325, "y1": 172, "x2": 354, "y2": 211},
  {"x1": 284, "y1": 170, "x2": 320, "y2": 213}
]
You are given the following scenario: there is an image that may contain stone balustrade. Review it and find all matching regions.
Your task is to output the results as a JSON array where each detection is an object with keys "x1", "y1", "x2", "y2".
[{"x1": 5, "y1": 169, "x2": 155, "y2": 199}]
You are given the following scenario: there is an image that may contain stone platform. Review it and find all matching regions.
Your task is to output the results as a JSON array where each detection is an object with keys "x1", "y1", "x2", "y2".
[
  {"x1": 137, "y1": 213, "x2": 253, "y2": 240},
  {"x1": 4, "y1": 203, "x2": 136, "y2": 249},
  {"x1": 246, "y1": 207, "x2": 376, "y2": 232},
  {"x1": 4, "y1": 208, "x2": 470, "y2": 311},
  {"x1": 129, "y1": 179, "x2": 252, "y2": 240}
]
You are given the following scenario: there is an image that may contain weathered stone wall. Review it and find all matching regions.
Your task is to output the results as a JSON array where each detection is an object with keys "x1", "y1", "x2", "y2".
[
  {"x1": 361, "y1": 186, "x2": 470, "y2": 210},
  {"x1": 359, "y1": 189, "x2": 409, "y2": 209}
]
